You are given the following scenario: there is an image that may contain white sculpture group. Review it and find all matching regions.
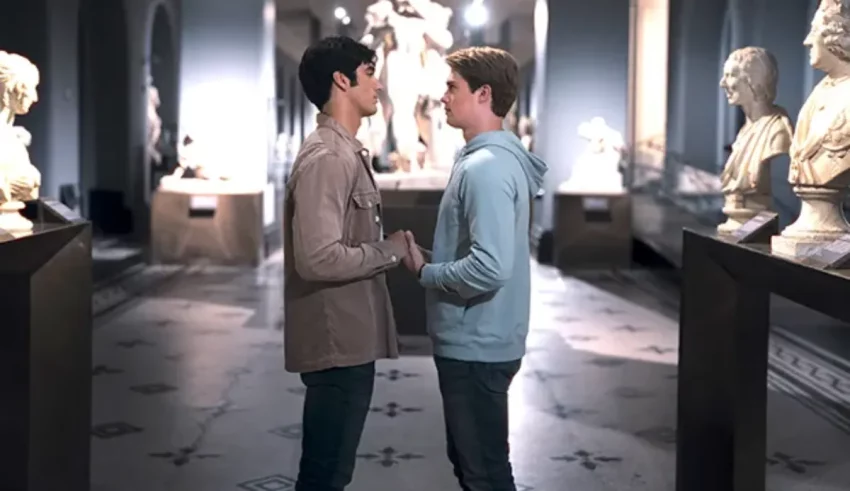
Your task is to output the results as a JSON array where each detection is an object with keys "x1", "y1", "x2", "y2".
[
  {"x1": 358, "y1": 0, "x2": 464, "y2": 175},
  {"x1": 559, "y1": 116, "x2": 626, "y2": 194},
  {"x1": 718, "y1": 0, "x2": 850, "y2": 257}
]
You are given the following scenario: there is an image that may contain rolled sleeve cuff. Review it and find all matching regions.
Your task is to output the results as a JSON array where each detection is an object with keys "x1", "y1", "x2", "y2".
[
  {"x1": 373, "y1": 239, "x2": 407, "y2": 266},
  {"x1": 419, "y1": 263, "x2": 438, "y2": 288}
]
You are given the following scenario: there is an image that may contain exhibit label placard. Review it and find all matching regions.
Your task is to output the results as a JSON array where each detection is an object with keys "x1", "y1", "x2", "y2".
[{"x1": 729, "y1": 211, "x2": 779, "y2": 244}]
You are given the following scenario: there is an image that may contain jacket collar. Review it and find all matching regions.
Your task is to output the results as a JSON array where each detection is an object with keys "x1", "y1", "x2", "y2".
[{"x1": 316, "y1": 112, "x2": 365, "y2": 153}]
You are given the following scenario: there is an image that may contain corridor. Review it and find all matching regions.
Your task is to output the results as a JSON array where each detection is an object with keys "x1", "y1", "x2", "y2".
[{"x1": 89, "y1": 255, "x2": 850, "y2": 491}]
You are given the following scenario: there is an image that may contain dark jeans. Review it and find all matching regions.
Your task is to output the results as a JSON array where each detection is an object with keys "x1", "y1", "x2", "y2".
[
  {"x1": 295, "y1": 362, "x2": 375, "y2": 491},
  {"x1": 435, "y1": 355, "x2": 523, "y2": 491}
]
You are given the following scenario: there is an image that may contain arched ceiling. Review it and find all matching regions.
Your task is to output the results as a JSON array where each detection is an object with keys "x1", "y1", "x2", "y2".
[{"x1": 276, "y1": 0, "x2": 536, "y2": 66}]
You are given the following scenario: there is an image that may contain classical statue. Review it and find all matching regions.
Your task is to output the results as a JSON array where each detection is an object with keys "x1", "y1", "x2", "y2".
[
  {"x1": 0, "y1": 51, "x2": 41, "y2": 232},
  {"x1": 559, "y1": 117, "x2": 625, "y2": 193},
  {"x1": 360, "y1": 0, "x2": 458, "y2": 174},
  {"x1": 147, "y1": 76, "x2": 163, "y2": 165},
  {"x1": 717, "y1": 47, "x2": 793, "y2": 233},
  {"x1": 773, "y1": 0, "x2": 850, "y2": 255},
  {"x1": 159, "y1": 134, "x2": 230, "y2": 191}
]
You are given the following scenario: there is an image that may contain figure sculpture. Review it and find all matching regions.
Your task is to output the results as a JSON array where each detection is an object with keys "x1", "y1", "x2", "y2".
[
  {"x1": 360, "y1": 0, "x2": 459, "y2": 174},
  {"x1": 0, "y1": 51, "x2": 41, "y2": 232},
  {"x1": 717, "y1": 47, "x2": 793, "y2": 233},
  {"x1": 559, "y1": 117, "x2": 625, "y2": 193},
  {"x1": 147, "y1": 76, "x2": 163, "y2": 165},
  {"x1": 773, "y1": 0, "x2": 850, "y2": 255}
]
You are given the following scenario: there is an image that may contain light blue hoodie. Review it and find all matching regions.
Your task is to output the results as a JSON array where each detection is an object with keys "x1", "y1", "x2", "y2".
[{"x1": 419, "y1": 130, "x2": 548, "y2": 362}]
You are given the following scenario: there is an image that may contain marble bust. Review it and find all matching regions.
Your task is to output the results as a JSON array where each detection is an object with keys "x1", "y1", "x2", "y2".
[
  {"x1": 717, "y1": 47, "x2": 793, "y2": 233},
  {"x1": 773, "y1": 0, "x2": 850, "y2": 255},
  {"x1": 0, "y1": 51, "x2": 41, "y2": 232},
  {"x1": 559, "y1": 117, "x2": 625, "y2": 194}
]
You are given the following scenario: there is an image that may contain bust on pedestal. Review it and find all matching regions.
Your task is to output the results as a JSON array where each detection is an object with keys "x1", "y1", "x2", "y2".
[
  {"x1": 717, "y1": 47, "x2": 793, "y2": 233},
  {"x1": 0, "y1": 51, "x2": 41, "y2": 233},
  {"x1": 773, "y1": 0, "x2": 850, "y2": 256}
]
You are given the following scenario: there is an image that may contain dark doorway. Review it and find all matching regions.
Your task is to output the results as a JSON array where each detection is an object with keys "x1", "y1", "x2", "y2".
[{"x1": 78, "y1": 0, "x2": 132, "y2": 235}]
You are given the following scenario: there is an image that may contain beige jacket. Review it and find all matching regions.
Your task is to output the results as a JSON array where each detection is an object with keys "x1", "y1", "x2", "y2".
[{"x1": 283, "y1": 113, "x2": 406, "y2": 373}]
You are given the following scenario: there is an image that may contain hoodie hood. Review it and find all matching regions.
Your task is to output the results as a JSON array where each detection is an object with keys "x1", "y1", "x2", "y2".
[{"x1": 461, "y1": 130, "x2": 548, "y2": 196}]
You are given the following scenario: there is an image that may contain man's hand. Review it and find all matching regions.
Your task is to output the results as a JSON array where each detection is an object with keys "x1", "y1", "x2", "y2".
[
  {"x1": 403, "y1": 231, "x2": 425, "y2": 275},
  {"x1": 386, "y1": 230, "x2": 409, "y2": 263}
]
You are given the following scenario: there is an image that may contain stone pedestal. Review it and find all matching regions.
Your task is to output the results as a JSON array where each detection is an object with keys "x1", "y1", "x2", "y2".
[
  {"x1": 771, "y1": 186, "x2": 850, "y2": 258},
  {"x1": 0, "y1": 199, "x2": 92, "y2": 491},
  {"x1": 151, "y1": 181, "x2": 265, "y2": 266},
  {"x1": 380, "y1": 187, "x2": 443, "y2": 337},
  {"x1": 717, "y1": 192, "x2": 771, "y2": 233},
  {"x1": 0, "y1": 201, "x2": 33, "y2": 234},
  {"x1": 553, "y1": 189, "x2": 632, "y2": 270}
]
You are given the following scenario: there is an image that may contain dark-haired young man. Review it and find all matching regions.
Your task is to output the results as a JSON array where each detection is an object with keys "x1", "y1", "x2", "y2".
[
  {"x1": 283, "y1": 36, "x2": 409, "y2": 491},
  {"x1": 403, "y1": 46, "x2": 548, "y2": 490}
]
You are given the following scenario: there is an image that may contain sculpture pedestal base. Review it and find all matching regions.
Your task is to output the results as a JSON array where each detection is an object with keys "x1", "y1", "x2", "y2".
[
  {"x1": 151, "y1": 183, "x2": 265, "y2": 266},
  {"x1": 0, "y1": 201, "x2": 33, "y2": 233},
  {"x1": 717, "y1": 192, "x2": 771, "y2": 233},
  {"x1": 553, "y1": 189, "x2": 632, "y2": 270},
  {"x1": 771, "y1": 186, "x2": 849, "y2": 258}
]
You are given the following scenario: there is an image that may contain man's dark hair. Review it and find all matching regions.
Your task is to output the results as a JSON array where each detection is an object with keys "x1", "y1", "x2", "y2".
[{"x1": 299, "y1": 36, "x2": 376, "y2": 110}]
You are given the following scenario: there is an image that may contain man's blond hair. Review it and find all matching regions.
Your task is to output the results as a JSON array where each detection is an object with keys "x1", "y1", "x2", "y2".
[{"x1": 446, "y1": 46, "x2": 519, "y2": 118}]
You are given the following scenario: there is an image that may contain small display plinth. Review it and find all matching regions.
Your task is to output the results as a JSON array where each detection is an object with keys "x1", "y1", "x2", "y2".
[
  {"x1": 0, "y1": 199, "x2": 92, "y2": 491},
  {"x1": 151, "y1": 182, "x2": 265, "y2": 266},
  {"x1": 553, "y1": 189, "x2": 632, "y2": 270},
  {"x1": 380, "y1": 188, "x2": 443, "y2": 337}
]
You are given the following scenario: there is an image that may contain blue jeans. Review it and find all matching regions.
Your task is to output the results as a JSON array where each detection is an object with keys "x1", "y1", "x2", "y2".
[
  {"x1": 435, "y1": 356, "x2": 522, "y2": 491},
  {"x1": 295, "y1": 362, "x2": 375, "y2": 491}
]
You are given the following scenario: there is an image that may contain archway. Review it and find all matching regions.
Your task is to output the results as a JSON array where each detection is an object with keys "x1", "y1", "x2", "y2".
[
  {"x1": 78, "y1": 0, "x2": 131, "y2": 235},
  {"x1": 146, "y1": 3, "x2": 178, "y2": 204}
]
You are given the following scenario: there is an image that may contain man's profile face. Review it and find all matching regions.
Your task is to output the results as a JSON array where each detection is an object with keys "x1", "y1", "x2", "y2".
[
  {"x1": 349, "y1": 62, "x2": 382, "y2": 118},
  {"x1": 440, "y1": 71, "x2": 476, "y2": 129}
]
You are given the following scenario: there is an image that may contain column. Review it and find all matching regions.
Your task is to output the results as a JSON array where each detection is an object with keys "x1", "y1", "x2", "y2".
[
  {"x1": 532, "y1": 0, "x2": 631, "y2": 228},
  {"x1": 179, "y1": 0, "x2": 277, "y2": 189}
]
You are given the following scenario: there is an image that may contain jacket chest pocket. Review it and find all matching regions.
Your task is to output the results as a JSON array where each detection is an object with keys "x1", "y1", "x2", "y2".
[{"x1": 347, "y1": 190, "x2": 381, "y2": 245}]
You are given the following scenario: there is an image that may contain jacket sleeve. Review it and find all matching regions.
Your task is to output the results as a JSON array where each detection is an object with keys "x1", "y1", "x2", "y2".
[
  {"x1": 418, "y1": 162, "x2": 516, "y2": 299},
  {"x1": 290, "y1": 151, "x2": 407, "y2": 282}
]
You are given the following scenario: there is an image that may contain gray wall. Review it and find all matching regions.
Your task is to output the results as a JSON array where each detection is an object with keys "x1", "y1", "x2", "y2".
[{"x1": 532, "y1": 0, "x2": 631, "y2": 228}]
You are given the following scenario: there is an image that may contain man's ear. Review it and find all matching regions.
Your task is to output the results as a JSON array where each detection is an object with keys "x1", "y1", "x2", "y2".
[
  {"x1": 477, "y1": 84, "x2": 492, "y2": 105},
  {"x1": 332, "y1": 71, "x2": 351, "y2": 91}
]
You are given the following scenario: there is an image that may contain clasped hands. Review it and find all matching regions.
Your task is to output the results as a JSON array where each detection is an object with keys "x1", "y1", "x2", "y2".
[{"x1": 386, "y1": 229, "x2": 426, "y2": 275}]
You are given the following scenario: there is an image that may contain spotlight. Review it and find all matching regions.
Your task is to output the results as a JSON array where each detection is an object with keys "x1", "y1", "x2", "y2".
[
  {"x1": 464, "y1": 1, "x2": 488, "y2": 28},
  {"x1": 342, "y1": 15, "x2": 351, "y2": 25},
  {"x1": 334, "y1": 6, "x2": 347, "y2": 20}
]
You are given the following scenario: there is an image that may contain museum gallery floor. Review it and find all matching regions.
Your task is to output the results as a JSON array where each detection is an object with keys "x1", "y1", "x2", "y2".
[{"x1": 88, "y1": 255, "x2": 850, "y2": 491}]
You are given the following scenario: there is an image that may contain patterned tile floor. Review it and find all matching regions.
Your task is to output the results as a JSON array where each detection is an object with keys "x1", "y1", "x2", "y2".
[{"x1": 90, "y1": 254, "x2": 850, "y2": 491}]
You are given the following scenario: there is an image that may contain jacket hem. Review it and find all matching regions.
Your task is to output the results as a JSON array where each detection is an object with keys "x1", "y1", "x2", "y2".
[{"x1": 284, "y1": 352, "x2": 398, "y2": 374}]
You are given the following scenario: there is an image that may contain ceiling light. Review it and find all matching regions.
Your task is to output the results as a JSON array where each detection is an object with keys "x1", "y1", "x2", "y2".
[
  {"x1": 464, "y1": 1, "x2": 488, "y2": 28},
  {"x1": 334, "y1": 6, "x2": 347, "y2": 20}
]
